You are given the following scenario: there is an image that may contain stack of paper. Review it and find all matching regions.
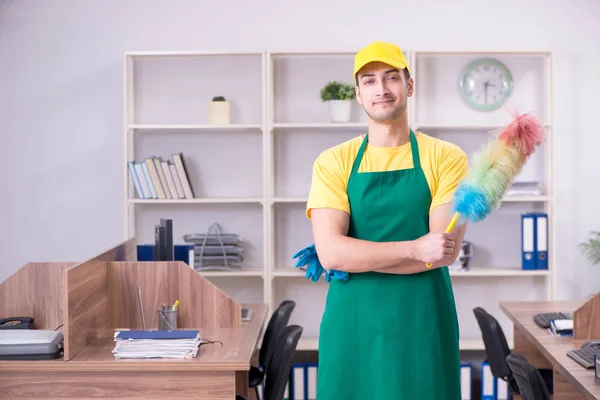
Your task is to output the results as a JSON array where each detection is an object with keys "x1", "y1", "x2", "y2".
[
  {"x1": 549, "y1": 319, "x2": 573, "y2": 337},
  {"x1": 112, "y1": 330, "x2": 201, "y2": 359},
  {"x1": 505, "y1": 181, "x2": 544, "y2": 197}
]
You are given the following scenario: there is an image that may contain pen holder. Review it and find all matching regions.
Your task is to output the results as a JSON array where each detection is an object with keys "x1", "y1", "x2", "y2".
[{"x1": 157, "y1": 309, "x2": 178, "y2": 331}]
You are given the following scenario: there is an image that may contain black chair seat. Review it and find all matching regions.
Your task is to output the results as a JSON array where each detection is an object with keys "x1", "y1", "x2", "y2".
[
  {"x1": 506, "y1": 353, "x2": 552, "y2": 400},
  {"x1": 249, "y1": 365, "x2": 264, "y2": 387},
  {"x1": 237, "y1": 325, "x2": 303, "y2": 400}
]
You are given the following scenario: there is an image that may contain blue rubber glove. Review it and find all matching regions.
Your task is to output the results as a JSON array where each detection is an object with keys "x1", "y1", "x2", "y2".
[
  {"x1": 292, "y1": 244, "x2": 350, "y2": 282},
  {"x1": 325, "y1": 269, "x2": 350, "y2": 282},
  {"x1": 292, "y1": 244, "x2": 324, "y2": 282}
]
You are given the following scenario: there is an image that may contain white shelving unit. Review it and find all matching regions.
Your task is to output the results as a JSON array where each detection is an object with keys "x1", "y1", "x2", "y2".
[{"x1": 124, "y1": 49, "x2": 554, "y2": 352}]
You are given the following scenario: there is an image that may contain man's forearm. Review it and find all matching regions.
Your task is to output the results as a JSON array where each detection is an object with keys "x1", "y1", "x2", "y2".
[
  {"x1": 374, "y1": 258, "x2": 446, "y2": 275},
  {"x1": 315, "y1": 234, "x2": 418, "y2": 273},
  {"x1": 375, "y1": 241, "x2": 462, "y2": 275}
]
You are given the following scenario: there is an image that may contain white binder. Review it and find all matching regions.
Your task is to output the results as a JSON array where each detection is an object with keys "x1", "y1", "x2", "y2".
[{"x1": 460, "y1": 362, "x2": 472, "y2": 399}]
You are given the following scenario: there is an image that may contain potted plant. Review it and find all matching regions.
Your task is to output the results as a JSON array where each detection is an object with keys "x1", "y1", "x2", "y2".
[
  {"x1": 580, "y1": 231, "x2": 600, "y2": 265},
  {"x1": 320, "y1": 81, "x2": 355, "y2": 123},
  {"x1": 579, "y1": 231, "x2": 600, "y2": 297},
  {"x1": 208, "y1": 96, "x2": 231, "y2": 125}
]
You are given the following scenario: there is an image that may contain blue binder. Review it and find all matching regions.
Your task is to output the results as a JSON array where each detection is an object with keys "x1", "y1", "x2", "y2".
[
  {"x1": 288, "y1": 363, "x2": 306, "y2": 400},
  {"x1": 521, "y1": 214, "x2": 536, "y2": 270},
  {"x1": 481, "y1": 360, "x2": 497, "y2": 400}
]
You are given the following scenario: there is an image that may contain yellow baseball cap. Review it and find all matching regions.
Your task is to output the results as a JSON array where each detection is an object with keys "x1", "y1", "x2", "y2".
[{"x1": 353, "y1": 41, "x2": 410, "y2": 79}]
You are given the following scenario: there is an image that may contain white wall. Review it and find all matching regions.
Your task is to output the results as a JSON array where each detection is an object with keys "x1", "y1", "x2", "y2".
[{"x1": 1, "y1": 0, "x2": 599, "y2": 300}]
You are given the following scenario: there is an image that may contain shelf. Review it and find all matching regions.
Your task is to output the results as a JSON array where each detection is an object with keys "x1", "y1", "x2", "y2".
[
  {"x1": 413, "y1": 52, "x2": 549, "y2": 127},
  {"x1": 296, "y1": 337, "x2": 513, "y2": 351},
  {"x1": 297, "y1": 338, "x2": 319, "y2": 351},
  {"x1": 459, "y1": 337, "x2": 514, "y2": 351},
  {"x1": 196, "y1": 269, "x2": 264, "y2": 278},
  {"x1": 129, "y1": 198, "x2": 263, "y2": 204},
  {"x1": 271, "y1": 196, "x2": 550, "y2": 204},
  {"x1": 271, "y1": 197, "x2": 307, "y2": 204},
  {"x1": 129, "y1": 124, "x2": 263, "y2": 131},
  {"x1": 273, "y1": 267, "x2": 550, "y2": 278},
  {"x1": 502, "y1": 196, "x2": 551, "y2": 202},
  {"x1": 272, "y1": 122, "x2": 367, "y2": 129},
  {"x1": 272, "y1": 268, "x2": 305, "y2": 277},
  {"x1": 125, "y1": 48, "x2": 554, "y2": 352},
  {"x1": 271, "y1": 122, "x2": 553, "y2": 131},
  {"x1": 415, "y1": 123, "x2": 552, "y2": 131},
  {"x1": 415, "y1": 50, "x2": 550, "y2": 56},
  {"x1": 450, "y1": 267, "x2": 550, "y2": 277},
  {"x1": 126, "y1": 50, "x2": 264, "y2": 58}
]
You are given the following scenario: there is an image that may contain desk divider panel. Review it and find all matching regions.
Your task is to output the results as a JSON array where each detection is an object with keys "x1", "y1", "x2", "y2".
[
  {"x1": 573, "y1": 291, "x2": 600, "y2": 340},
  {"x1": 63, "y1": 238, "x2": 137, "y2": 360},
  {"x1": 107, "y1": 261, "x2": 242, "y2": 330},
  {"x1": 0, "y1": 262, "x2": 75, "y2": 331}
]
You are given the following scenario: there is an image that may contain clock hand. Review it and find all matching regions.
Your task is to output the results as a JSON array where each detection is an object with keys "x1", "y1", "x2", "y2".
[{"x1": 484, "y1": 81, "x2": 488, "y2": 103}]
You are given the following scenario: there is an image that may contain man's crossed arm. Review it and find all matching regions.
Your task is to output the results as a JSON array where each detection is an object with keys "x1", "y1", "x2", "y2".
[{"x1": 310, "y1": 202, "x2": 467, "y2": 275}]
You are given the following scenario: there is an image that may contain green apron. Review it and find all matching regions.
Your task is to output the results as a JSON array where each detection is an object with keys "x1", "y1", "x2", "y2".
[{"x1": 317, "y1": 130, "x2": 461, "y2": 400}]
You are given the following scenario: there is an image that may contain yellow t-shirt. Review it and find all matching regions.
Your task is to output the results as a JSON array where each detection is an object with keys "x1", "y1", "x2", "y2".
[{"x1": 306, "y1": 131, "x2": 468, "y2": 219}]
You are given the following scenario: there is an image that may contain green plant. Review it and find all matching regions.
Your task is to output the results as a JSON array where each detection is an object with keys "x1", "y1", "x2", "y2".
[
  {"x1": 320, "y1": 81, "x2": 355, "y2": 101},
  {"x1": 580, "y1": 231, "x2": 600, "y2": 265},
  {"x1": 212, "y1": 96, "x2": 226, "y2": 101}
]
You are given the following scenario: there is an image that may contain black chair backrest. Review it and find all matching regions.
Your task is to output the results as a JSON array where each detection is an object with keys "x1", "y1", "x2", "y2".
[
  {"x1": 259, "y1": 300, "x2": 296, "y2": 368},
  {"x1": 506, "y1": 353, "x2": 551, "y2": 400},
  {"x1": 473, "y1": 307, "x2": 519, "y2": 393},
  {"x1": 263, "y1": 324, "x2": 303, "y2": 400}
]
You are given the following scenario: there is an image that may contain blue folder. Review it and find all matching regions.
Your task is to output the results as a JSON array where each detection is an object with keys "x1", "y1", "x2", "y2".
[{"x1": 115, "y1": 330, "x2": 199, "y2": 340}]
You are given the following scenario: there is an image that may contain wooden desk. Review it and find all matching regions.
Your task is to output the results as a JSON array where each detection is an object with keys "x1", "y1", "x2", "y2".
[
  {"x1": 500, "y1": 301, "x2": 600, "y2": 400},
  {"x1": 0, "y1": 240, "x2": 270, "y2": 399},
  {"x1": 0, "y1": 303, "x2": 268, "y2": 399}
]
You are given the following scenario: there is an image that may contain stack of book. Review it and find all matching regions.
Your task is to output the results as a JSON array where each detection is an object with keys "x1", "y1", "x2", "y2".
[
  {"x1": 112, "y1": 329, "x2": 201, "y2": 359},
  {"x1": 128, "y1": 153, "x2": 195, "y2": 200}
]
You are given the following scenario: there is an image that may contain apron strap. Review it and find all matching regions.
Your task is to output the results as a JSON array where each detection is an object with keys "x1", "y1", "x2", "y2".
[
  {"x1": 351, "y1": 130, "x2": 421, "y2": 175},
  {"x1": 408, "y1": 129, "x2": 422, "y2": 170},
  {"x1": 350, "y1": 134, "x2": 369, "y2": 175}
]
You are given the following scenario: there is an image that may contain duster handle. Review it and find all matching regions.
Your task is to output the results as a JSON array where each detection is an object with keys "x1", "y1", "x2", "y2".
[{"x1": 425, "y1": 212, "x2": 460, "y2": 269}]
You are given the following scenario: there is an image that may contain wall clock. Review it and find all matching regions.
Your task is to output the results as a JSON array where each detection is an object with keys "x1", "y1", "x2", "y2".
[{"x1": 459, "y1": 58, "x2": 513, "y2": 112}]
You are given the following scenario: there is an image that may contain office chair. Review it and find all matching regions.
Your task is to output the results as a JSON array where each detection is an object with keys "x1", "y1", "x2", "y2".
[
  {"x1": 506, "y1": 353, "x2": 551, "y2": 400},
  {"x1": 473, "y1": 307, "x2": 521, "y2": 396},
  {"x1": 249, "y1": 300, "x2": 296, "y2": 399},
  {"x1": 237, "y1": 324, "x2": 303, "y2": 400}
]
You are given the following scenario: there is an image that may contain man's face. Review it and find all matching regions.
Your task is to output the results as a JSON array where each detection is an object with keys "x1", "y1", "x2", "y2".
[{"x1": 355, "y1": 61, "x2": 413, "y2": 123}]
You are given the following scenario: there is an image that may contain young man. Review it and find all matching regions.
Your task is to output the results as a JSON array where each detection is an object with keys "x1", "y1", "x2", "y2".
[{"x1": 306, "y1": 41, "x2": 469, "y2": 399}]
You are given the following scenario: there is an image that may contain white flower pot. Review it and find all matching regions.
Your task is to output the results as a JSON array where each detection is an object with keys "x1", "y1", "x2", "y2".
[
  {"x1": 328, "y1": 100, "x2": 352, "y2": 123},
  {"x1": 208, "y1": 101, "x2": 231, "y2": 125}
]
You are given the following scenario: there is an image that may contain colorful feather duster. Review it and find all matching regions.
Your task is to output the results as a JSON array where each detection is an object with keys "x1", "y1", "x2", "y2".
[
  {"x1": 453, "y1": 111, "x2": 545, "y2": 223},
  {"x1": 436, "y1": 111, "x2": 546, "y2": 240},
  {"x1": 425, "y1": 111, "x2": 546, "y2": 268}
]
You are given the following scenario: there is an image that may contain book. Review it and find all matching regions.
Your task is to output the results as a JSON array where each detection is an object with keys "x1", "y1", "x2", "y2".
[{"x1": 115, "y1": 330, "x2": 199, "y2": 340}]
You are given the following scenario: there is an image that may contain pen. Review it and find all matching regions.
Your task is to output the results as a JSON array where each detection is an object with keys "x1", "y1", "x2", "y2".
[{"x1": 172, "y1": 300, "x2": 179, "y2": 311}]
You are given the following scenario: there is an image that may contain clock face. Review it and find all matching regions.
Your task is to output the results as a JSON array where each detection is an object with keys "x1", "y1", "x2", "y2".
[{"x1": 459, "y1": 58, "x2": 513, "y2": 111}]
